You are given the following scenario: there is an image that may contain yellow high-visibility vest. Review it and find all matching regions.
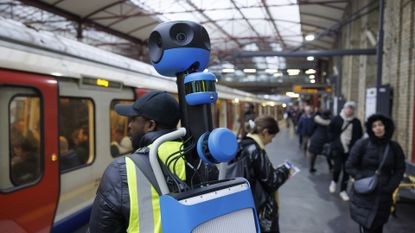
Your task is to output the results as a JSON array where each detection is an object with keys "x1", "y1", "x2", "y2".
[{"x1": 126, "y1": 141, "x2": 186, "y2": 233}]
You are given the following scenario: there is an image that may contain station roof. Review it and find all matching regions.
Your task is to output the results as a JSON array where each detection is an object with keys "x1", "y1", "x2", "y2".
[{"x1": 1, "y1": 0, "x2": 362, "y2": 95}]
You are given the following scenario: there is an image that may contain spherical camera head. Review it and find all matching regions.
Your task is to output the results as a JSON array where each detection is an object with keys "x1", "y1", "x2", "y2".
[{"x1": 148, "y1": 21, "x2": 211, "y2": 77}]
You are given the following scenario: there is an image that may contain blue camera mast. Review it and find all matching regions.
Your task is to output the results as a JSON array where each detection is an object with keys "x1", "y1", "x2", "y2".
[{"x1": 148, "y1": 20, "x2": 260, "y2": 233}]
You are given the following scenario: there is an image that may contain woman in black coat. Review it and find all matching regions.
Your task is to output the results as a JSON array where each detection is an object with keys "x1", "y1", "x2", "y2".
[
  {"x1": 308, "y1": 110, "x2": 332, "y2": 173},
  {"x1": 346, "y1": 114, "x2": 405, "y2": 233}
]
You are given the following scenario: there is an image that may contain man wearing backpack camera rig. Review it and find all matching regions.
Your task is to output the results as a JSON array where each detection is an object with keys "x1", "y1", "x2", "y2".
[{"x1": 221, "y1": 116, "x2": 290, "y2": 233}]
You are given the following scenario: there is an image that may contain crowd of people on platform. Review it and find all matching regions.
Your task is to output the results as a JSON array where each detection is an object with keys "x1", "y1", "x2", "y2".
[{"x1": 289, "y1": 101, "x2": 405, "y2": 233}]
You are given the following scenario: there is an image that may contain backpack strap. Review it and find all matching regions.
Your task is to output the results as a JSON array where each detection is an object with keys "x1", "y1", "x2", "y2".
[{"x1": 128, "y1": 147, "x2": 162, "y2": 195}]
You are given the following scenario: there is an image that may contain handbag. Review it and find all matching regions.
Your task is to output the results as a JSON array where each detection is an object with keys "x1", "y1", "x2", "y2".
[
  {"x1": 325, "y1": 121, "x2": 352, "y2": 158},
  {"x1": 321, "y1": 143, "x2": 332, "y2": 157},
  {"x1": 353, "y1": 143, "x2": 390, "y2": 194}
]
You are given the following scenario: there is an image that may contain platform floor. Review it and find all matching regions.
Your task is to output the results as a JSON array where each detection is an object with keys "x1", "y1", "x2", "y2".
[{"x1": 268, "y1": 127, "x2": 415, "y2": 233}]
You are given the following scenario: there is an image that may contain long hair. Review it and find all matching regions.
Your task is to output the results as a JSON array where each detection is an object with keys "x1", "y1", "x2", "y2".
[{"x1": 251, "y1": 116, "x2": 280, "y2": 135}]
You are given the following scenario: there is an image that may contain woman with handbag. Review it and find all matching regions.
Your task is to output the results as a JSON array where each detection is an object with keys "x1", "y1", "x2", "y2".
[{"x1": 346, "y1": 114, "x2": 405, "y2": 233}]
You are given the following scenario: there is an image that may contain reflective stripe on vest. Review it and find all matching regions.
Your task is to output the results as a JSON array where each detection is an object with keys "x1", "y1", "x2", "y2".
[
  {"x1": 126, "y1": 141, "x2": 185, "y2": 233},
  {"x1": 126, "y1": 156, "x2": 155, "y2": 233}
]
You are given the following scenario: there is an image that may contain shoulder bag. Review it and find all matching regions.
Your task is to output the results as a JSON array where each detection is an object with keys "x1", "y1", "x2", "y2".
[{"x1": 353, "y1": 143, "x2": 390, "y2": 194}]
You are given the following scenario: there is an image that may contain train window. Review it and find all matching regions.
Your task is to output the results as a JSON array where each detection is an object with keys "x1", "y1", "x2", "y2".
[
  {"x1": 9, "y1": 95, "x2": 42, "y2": 187},
  {"x1": 59, "y1": 98, "x2": 95, "y2": 172},
  {"x1": 110, "y1": 100, "x2": 133, "y2": 157}
]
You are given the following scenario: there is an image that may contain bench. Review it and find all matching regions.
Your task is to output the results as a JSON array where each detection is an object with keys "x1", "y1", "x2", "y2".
[{"x1": 391, "y1": 162, "x2": 415, "y2": 215}]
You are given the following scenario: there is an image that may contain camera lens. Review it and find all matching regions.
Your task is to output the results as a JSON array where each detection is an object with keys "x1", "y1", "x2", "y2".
[{"x1": 176, "y1": 32, "x2": 187, "y2": 42}]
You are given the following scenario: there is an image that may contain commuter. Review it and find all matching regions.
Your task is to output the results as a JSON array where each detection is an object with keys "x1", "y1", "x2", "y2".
[
  {"x1": 328, "y1": 101, "x2": 363, "y2": 201},
  {"x1": 88, "y1": 90, "x2": 183, "y2": 233},
  {"x1": 11, "y1": 137, "x2": 39, "y2": 185},
  {"x1": 111, "y1": 128, "x2": 133, "y2": 156},
  {"x1": 238, "y1": 102, "x2": 257, "y2": 138},
  {"x1": 71, "y1": 127, "x2": 89, "y2": 164},
  {"x1": 296, "y1": 105, "x2": 314, "y2": 151},
  {"x1": 237, "y1": 116, "x2": 290, "y2": 233},
  {"x1": 307, "y1": 109, "x2": 333, "y2": 173},
  {"x1": 346, "y1": 114, "x2": 405, "y2": 233},
  {"x1": 59, "y1": 136, "x2": 81, "y2": 171}
]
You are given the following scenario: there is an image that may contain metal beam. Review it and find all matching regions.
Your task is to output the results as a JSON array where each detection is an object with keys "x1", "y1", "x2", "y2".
[
  {"x1": 83, "y1": 0, "x2": 126, "y2": 19},
  {"x1": 231, "y1": 0, "x2": 261, "y2": 38},
  {"x1": 376, "y1": 0, "x2": 385, "y2": 113},
  {"x1": 238, "y1": 49, "x2": 377, "y2": 57},
  {"x1": 18, "y1": 0, "x2": 145, "y2": 45},
  {"x1": 262, "y1": 0, "x2": 286, "y2": 49},
  {"x1": 293, "y1": 0, "x2": 378, "y2": 51},
  {"x1": 185, "y1": 0, "x2": 242, "y2": 47}
]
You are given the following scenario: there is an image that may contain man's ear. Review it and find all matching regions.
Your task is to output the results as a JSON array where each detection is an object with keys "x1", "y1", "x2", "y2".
[{"x1": 145, "y1": 120, "x2": 157, "y2": 132}]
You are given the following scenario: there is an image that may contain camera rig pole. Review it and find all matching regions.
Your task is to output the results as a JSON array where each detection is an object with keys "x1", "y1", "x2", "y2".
[{"x1": 176, "y1": 72, "x2": 213, "y2": 185}]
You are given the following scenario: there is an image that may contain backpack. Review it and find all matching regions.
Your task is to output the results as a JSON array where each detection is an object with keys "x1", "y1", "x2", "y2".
[{"x1": 218, "y1": 137, "x2": 259, "y2": 180}]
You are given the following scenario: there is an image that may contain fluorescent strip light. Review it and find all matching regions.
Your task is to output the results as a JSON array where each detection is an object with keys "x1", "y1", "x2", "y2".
[
  {"x1": 273, "y1": 72, "x2": 283, "y2": 77},
  {"x1": 287, "y1": 69, "x2": 301, "y2": 76},
  {"x1": 307, "y1": 56, "x2": 315, "y2": 61},
  {"x1": 265, "y1": 69, "x2": 278, "y2": 74},
  {"x1": 222, "y1": 68, "x2": 235, "y2": 73},
  {"x1": 286, "y1": 92, "x2": 300, "y2": 98},
  {"x1": 310, "y1": 79, "x2": 316, "y2": 83},
  {"x1": 305, "y1": 34, "x2": 315, "y2": 41},
  {"x1": 243, "y1": 69, "x2": 257, "y2": 73},
  {"x1": 309, "y1": 75, "x2": 315, "y2": 79},
  {"x1": 305, "y1": 69, "x2": 316, "y2": 74}
]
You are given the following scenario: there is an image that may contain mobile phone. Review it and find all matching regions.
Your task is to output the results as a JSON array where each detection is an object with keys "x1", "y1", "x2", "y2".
[{"x1": 283, "y1": 160, "x2": 300, "y2": 177}]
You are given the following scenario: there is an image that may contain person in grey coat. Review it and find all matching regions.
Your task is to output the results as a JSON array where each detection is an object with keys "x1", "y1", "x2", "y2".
[{"x1": 346, "y1": 114, "x2": 405, "y2": 233}]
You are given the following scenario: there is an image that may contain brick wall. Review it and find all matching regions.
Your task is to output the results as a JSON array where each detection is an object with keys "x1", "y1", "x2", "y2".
[{"x1": 339, "y1": 0, "x2": 415, "y2": 161}]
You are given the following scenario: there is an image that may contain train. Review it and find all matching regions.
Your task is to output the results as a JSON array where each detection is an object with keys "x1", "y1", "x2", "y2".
[{"x1": 0, "y1": 18, "x2": 282, "y2": 233}]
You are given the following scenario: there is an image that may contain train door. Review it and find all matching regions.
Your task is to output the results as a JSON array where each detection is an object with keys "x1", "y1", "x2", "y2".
[{"x1": 0, "y1": 70, "x2": 59, "y2": 233}]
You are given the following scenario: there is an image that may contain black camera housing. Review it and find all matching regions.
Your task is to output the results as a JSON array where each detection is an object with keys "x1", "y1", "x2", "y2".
[{"x1": 149, "y1": 21, "x2": 211, "y2": 77}]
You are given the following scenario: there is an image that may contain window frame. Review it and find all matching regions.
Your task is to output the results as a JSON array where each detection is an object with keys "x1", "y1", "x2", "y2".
[
  {"x1": 58, "y1": 96, "x2": 96, "y2": 174},
  {"x1": 3, "y1": 89, "x2": 44, "y2": 192}
]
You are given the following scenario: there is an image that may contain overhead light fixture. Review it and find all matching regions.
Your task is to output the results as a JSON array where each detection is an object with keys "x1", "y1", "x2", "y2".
[
  {"x1": 309, "y1": 75, "x2": 315, "y2": 79},
  {"x1": 264, "y1": 94, "x2": 270, "y2": 99},
  {"x1": 287, "y1": 69, "x2": 301, "y2": 76},
  {"x1": 307, "y1": 56, "x2": 315, "y2": 61},
  {"x1": 310, "y1": 79, "x2": 316, "y2": 83},
  {"x1": 286, "y1": 92, "x2": 300, "y2": 98},
  {"x1": 51, "y1": 72, "x2": 63, "y2": 76},
  {"x1": 305, "y1": 69, "x2": 316, "y2": 74},
  {"x1": 265, "y1": 69, "x2": 278, "y2": 74},
  {"x1": 222, "y1": 68, "x2": 235, "y2": 73},
  {"x1": 282, "y1": 103, "x2": 287, "y2": 108},
  {"x1": 273, "y1": 72, "x2": 283, "y2": 77},
  {"x1": 243, "y1": 68, "x2": 257, "y2": 73},
  {"x1": 305, "y1": 34, "x2": 315, "y2": 41}
]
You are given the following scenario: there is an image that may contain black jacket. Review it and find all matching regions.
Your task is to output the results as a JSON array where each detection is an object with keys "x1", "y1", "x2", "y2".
[
  {"x1": 308, "y1": 115, "x2": 331, "y2": 155},
  {"x1": 346, "y1": 114, "x2": 405, "y2": 229},
  {"x1": 237, "y1": 137, "x2": 290, "y2": 232},
  {"x1": 328, "y1": 115, "x2": 363, "y2": 154},
  {"x1": 88, "y1": 130, "x2": 174, "y2": 233}
]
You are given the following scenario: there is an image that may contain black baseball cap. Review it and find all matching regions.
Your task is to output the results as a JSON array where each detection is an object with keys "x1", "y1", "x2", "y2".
[{"x1": 115, "y1": 90, "x2": 180, "y2": 127}]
